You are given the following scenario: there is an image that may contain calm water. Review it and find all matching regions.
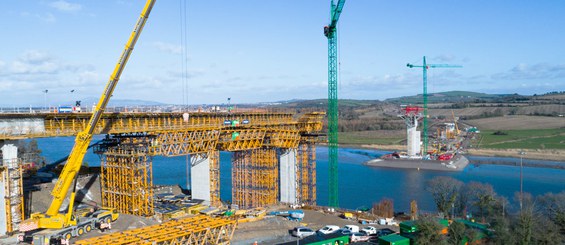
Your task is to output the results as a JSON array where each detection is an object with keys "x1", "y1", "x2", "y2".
[{"x1": 30, "y1": 137, "x2": 565, "y2": 212}]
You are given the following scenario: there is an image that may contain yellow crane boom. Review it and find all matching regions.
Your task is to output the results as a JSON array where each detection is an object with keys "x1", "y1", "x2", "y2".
[{"x1": 22, "y1": 0, "x2": 156, "y2": 231}]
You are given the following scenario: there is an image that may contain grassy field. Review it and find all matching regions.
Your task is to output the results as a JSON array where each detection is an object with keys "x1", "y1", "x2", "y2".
[
  {"x1": 478, "y1": 128, "x2": 565, "y2": 150},
  {"x1": 464, "y1": 115, "x2": 565, "y2": 130},
  {"x1": 339, "y1": 130, "x2": 405, "y2": 145}
]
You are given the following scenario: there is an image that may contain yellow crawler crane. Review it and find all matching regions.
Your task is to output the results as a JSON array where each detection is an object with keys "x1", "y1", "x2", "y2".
[{"x1": 18, "y1": 1, "x2": 156, "y2": 244}]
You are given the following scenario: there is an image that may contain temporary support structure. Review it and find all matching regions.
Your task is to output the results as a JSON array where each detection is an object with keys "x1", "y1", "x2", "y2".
[
  {"x1": 75, "y1": 215, "x2": 236, "y2": 245},
  {"x1": 209, "y1": 151, "x2": 221, "y2": 207},
  {"x1": 232, "y1": 148, "x2": 279, "y2": 208},
  {"x1": 0, "y1": 144, "x2": 24, "y2": 234},
  {"x1": 100, "y1": 145, "x2": 153, "y2": 216},
  {"x1": 296, "y1": 142, "x2": 316, "y2": 205}
]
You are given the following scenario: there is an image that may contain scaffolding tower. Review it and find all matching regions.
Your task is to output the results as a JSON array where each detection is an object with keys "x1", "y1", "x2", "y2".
[
  {"x1": 0, "y1": 144, "x2": 24, "y2": 235},
  {"x1": 296, "y1": 142, "x2": 316, "y2": 205},
  {"x1": 100, "y1": 144, "x2": 154, "y2": 216},
  {"x1": 232, "y1": 148, "x2": 279, "y2": 208}
]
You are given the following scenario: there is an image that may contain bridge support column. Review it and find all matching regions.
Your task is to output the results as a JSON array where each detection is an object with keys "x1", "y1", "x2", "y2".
[
  {"x1": 232, "y1": 148, "x2": 278, "y2": 209},
  {"x1": 279, "y1": 148, "x2": 297, "y2": 205},
  {"x1": 190, "y1": 151, "x2": 220, "y2": 206}
]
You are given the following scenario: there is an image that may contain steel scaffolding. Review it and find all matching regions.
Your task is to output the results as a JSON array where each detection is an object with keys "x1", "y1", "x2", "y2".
[
  {"x1": 297, "y1": 142, "x2": 316, "y2": 205},
  {"x1": 101, "y1": 145, "x2": 154, "y2": 216},
  {"x1": 75, "y1": 215, "x2": 236, "y2": 245},
  {"x1": 208, "y1": 151, "x2": 221, "y2": 207},
  {"x1": 232, "y1": 148, "x2": 279, "y2": 208},
  {"x1": 1, "y1": 159, "x2": 24, "y2": 234}
]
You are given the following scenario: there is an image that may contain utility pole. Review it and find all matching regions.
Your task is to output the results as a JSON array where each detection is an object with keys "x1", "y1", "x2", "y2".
[
  {"x1": 43, "y1": 89, "x2": 48, "y2": 112},
  {"x1": 407, "y1": 56, "x2": 461, "y2": 157},
  {"x1": 519, "y1": 151, "x2": 526, "y2": 212}
]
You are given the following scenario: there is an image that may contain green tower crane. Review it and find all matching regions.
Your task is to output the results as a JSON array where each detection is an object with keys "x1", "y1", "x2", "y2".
[
  {"x1": 407, "y1": 56, "x2": 461, "y2": 157},
  {"x1": 324, "y1": 0, "x2": 345, "y2": 207}
]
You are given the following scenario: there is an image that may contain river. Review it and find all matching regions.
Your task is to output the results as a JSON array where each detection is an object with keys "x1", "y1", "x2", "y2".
[{"x1": 30, "y1": 136, "x2": 565, "y2": 213}]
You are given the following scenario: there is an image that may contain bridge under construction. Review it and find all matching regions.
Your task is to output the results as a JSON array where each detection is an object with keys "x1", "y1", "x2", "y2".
[{"x1": 0, "y1": 111, "x2": 323, "y2": 220}]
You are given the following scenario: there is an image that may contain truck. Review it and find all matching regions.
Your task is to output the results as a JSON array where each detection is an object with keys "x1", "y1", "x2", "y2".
[
  {"x1": 26, "y1": 209, "x2": 119, "y2": 244},
  {"x1": 17, "y1": 1, "x2": 156, "y2": 244}
]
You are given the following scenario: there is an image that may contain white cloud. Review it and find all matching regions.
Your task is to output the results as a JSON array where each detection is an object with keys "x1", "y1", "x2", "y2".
[
  {"x1": 8, "y1": 50, "x2": 59, "y2": 74},
  {"x1": 49, "y1": 0, "x2": 82, "y2": 12},
  {"x1": 433, "y1": 54, "x2": 456, "y2": 62},
  {"x1": 492, "y1": 63, "x2": 565, "y2": 80},
  {"x1": 37, "y1": 13, "x2": 56, "y2": 23},
  {"x1": 152, "y1": 42, "x2": 182, "y2": 55}
]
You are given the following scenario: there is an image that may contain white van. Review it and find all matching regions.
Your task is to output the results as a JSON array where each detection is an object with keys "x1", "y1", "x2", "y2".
[
  {"x1": 343, "y1": 225, "x2": 360, "y2": 233},
  {"x1": 317, "y1": 225, "x2": 340, "y2": 234}
]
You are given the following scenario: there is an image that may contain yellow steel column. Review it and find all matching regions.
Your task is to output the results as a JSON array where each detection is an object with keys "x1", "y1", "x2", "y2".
[
  {"x1": 232, "y1": 148, "x2": 278, "y2": 208},
  {"x1": 101, "y1": 144, "x2": 154, "y2": 216}
]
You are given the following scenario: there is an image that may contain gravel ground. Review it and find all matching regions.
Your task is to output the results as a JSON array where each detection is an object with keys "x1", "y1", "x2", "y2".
[
  {"x1": 10, "y1": 174, "x2": 400, "y2": 245},
  {"x1": 232, "y1": 207, "x2": 400, "y2": 245}
]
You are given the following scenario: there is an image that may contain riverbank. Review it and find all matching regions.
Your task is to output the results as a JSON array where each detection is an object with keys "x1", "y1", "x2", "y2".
[{"x1": 465, "y1": 148, "x2": 565, "y2": 162}]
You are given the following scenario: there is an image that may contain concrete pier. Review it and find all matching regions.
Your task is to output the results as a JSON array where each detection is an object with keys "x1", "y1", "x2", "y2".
[
  {"x1": 190, "y1": 154, "x2": 211, "y2": 205},
  {"x1": 279, "y1": 149, "x2": 297, "y2": 205}
]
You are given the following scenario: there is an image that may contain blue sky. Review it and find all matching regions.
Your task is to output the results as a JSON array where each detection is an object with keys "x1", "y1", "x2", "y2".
[{"x1": 1, "y1": 0, "x2": 564, "y2": 106}]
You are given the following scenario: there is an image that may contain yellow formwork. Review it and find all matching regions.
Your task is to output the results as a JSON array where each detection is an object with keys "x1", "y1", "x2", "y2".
[
  {"x1": 219, "y1": 129, "x2": 266, "y2": 151},
  {"x1": 208, "y1": 151, "x2": 221, "y2": 207},
  {"x1": 297, "y1": 112, "x2": 325, "y2": 133},
  {"x1": 101, "y1": 146, "x2": 154, "y2": 216},
  {"x1": 1, "y1": 162, "x2": 25, "y2": 233},
  {"x1": 264, "y1": 129, "x2": 301, "y2": 148},
  {"x1": 150, "y1": 129, "x2": 220, "y2": 156},
  {"x1": 75, "y1": 215, "x2": 236, "y2": 245},
  {"x1": 296, "y1": 142, "x2": 316, "y2": 205},
  {"x1": 232, "y1": 148, "x2": 279, "y2": 208}
]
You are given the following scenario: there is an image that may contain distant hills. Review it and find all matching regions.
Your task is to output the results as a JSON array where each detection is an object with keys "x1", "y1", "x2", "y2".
[
  {"x1": 57, "y1": 90, "x2": 565, "y2": 107},
  {"x1": 76, "y1": 97, "x2": 165, "y2": 107},
  {"x1": 384, "y1": 91, "x2": 511, "y2": 104}
]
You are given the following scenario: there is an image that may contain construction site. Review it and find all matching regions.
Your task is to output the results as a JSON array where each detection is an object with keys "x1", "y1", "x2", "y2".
[
  {"x1": 0, "y1": 0, "x2": 505, "y2": 244},
  {"x1": 0, "y1": 0, "x2": 336, "y2": 243}
]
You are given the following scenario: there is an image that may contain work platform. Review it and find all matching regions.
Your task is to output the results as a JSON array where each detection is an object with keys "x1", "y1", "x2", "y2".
[
  {"x1": 0, "y1": 111, "x2": 323, "y2": 215},
  {"x1": 75, "y1": 215, "x2": 236, "y2": 245}
]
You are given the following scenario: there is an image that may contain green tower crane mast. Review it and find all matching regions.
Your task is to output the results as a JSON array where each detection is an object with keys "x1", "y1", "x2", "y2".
[
  {"x1": 324, "y1": 0, "x2": 345, "y2": 207},
  {"x1": 407, "y1": 56, "x2": 461, "y2": 156}
]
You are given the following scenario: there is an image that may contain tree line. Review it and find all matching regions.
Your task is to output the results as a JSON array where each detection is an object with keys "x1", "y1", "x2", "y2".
[{"x1": 419, "y1": 176, "x2": 564, "y2": 244}]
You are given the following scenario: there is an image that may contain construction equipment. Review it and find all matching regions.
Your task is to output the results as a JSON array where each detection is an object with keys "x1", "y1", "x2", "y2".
[
  {"x1": 18, "y1": 0, "x2": 156, "y2": 244},
  {"x1": 451, "y1": 109, "x2": 460, "y2": 137},
  {"x1": 406, "y1": 56, "x2": 461, "y2": 156},
  {"x1": 324, "y1": 0, "x2": 346, "y2": 208}
]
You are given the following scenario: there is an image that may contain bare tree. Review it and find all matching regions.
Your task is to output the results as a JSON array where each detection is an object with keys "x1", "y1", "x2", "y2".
[
  {"x1": 461, "y1": 181, "x2": 497, "y2": 222},
  {"x1": 514, "y1": 192, "x2": 535, "y2": 245},
  {"x1": 426, "y1": 176, "x2": 463, "y2": 217},
  {"x1": 538, "y1": 191, "x2": 565, "y2": 233}
]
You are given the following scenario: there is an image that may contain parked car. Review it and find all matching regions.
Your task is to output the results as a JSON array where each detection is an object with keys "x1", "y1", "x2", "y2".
[
  {"x1": 292, "y1": 227, "x2": 315, "y2": 238},
  {"x1": 361, "y1": 226, "x2": 377, "y2": 235},
  {"x1": 350, "y1": 232, "x2": 371, "y2": 242},
  {"x1": 343, "y1": 225, "x2": 360, "y2": 233},
  {"x1": 317, "y1": 225, "x2": 340, "y2": 234},
  {"x1": 376, "y1": 228, "x2": 396, "y2": 237},
  {"x1": 333, "y1": 228, "x2": 352, "y2": 236}
]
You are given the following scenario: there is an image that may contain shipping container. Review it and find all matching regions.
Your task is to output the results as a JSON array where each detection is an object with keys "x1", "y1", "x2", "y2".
[{"x1": 378, "y1": 234, "x2": 410, "y2": 245}]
